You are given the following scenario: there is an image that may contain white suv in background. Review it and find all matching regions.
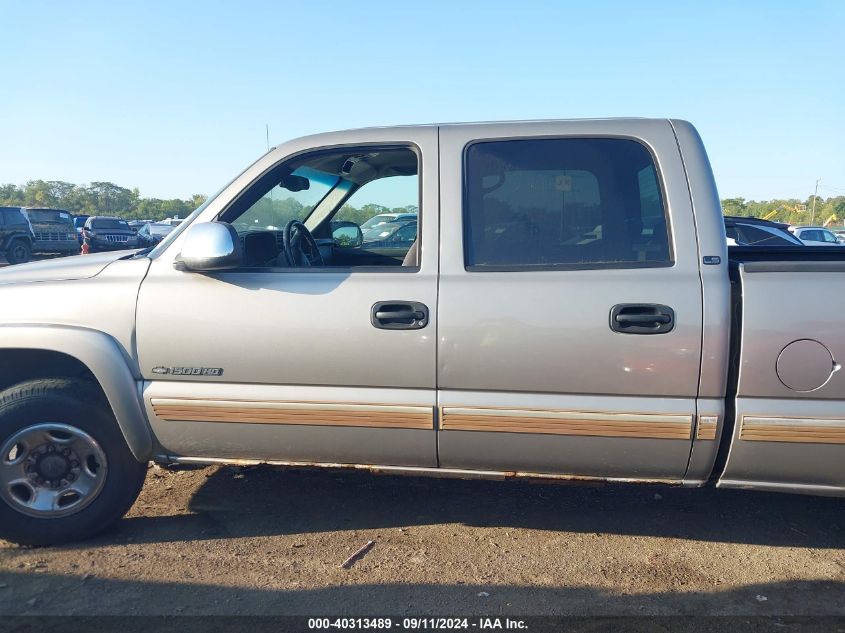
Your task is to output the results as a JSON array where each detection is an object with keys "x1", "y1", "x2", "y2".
[
  {"x1": 360, "y1": 212, "x2": 417, "y2": 231},
  {"x1": 791, "y1": 226, "x2": 844, "y2": 246}
]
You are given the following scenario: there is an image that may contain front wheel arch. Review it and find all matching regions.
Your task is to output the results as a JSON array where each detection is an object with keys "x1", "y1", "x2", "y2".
[{"x1": 0, "y1": 328, "x2": 154, "y2": 461}]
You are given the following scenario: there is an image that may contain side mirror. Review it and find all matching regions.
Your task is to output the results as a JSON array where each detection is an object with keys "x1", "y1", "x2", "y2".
[
  {"x1": 331, "y1": 221, "x2": 363, "y2": 248},
  {"x1": 175, "y1": 222, "x2": 242, "y2": 271}
]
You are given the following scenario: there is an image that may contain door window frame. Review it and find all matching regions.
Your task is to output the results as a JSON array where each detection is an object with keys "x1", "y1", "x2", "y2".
[{"x1": 211, "y1": 143, "x2": 423, "y2": 274}]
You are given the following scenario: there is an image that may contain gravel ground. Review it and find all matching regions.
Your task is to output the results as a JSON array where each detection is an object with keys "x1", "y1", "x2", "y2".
[{"x1": 0, "y1": 464, "x2": 843, "y2": 617}]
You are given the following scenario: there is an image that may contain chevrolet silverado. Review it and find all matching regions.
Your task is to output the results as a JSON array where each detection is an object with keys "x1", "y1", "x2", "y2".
[{"x1": 0, "y1": 119, "x2": 843, "y2": 545}]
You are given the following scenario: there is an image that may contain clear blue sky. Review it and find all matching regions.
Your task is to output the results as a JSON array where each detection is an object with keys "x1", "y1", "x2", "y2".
[{"x1": 1, "y1": 0, "x2": 843, "y2": 202}]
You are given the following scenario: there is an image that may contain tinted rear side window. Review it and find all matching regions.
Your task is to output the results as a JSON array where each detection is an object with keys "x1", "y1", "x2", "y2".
[
  {"x1": 735, "y1": 224, "x2": 800, "y2": 246},
  {"x1": 1, "y1": 208, "x2": 28, "y2": 227},
  {"x1": 464, "y1": 138, "x2": 671, "y2": 270}
]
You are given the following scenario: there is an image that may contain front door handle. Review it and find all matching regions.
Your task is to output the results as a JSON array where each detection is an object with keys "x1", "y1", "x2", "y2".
[
  {"x1": 371, "y1": 301, "x2": 429, "y2": 330},
  {"x1": 610, "y1": 304, "x2": 675, "y2": 334}
]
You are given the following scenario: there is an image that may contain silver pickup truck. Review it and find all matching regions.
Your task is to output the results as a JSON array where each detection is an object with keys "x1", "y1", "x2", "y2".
[{"x1": 1, "y1": 119, "x2": 843, "y2": 546}]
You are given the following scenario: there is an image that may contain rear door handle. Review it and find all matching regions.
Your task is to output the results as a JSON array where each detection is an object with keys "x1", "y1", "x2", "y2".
[
  {"x1": 371, "y1": 301, "x2": 429, "y2": 330},
  {"x1": 610, "y1": 304, "x2": 675, "y2": 334},
  {"x1": 375, "y1": 309, "x2": 424, "y2": 321},
  {"x1": 615, "y1": 314, "x2": 672, "y2": 324}
]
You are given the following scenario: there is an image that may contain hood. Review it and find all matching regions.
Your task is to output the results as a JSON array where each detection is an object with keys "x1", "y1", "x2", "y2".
[{"x1": 0, "y1": 251, "x2": 138, "y2": 285}]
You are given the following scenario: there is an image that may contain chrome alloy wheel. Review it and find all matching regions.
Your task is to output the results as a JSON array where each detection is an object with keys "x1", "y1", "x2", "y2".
[{"x1": 0, "y1": 424, "x2": 108, "y2": 518}]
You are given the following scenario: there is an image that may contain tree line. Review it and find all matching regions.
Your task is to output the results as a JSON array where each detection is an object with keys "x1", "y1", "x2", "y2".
[
  {"x1": 0, "y1": 180, "x2": 206, "y2": 221},
  {"x1": 722, "y1": 195, "x2": 845, "y2": 226},
  {"x1": 1, "y1": 179, "x2": 843, "y2": 228}
]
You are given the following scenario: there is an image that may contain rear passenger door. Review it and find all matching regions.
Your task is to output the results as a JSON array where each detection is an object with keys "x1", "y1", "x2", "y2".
[{"x1": 437, "y1": 121, "x2": 704, "y2": 480}]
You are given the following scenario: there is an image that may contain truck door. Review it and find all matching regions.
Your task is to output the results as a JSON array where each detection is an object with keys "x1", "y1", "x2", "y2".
[
  {"x1": 436, "y1": 120, "x2": 703, "y2": 480},
  {"x1": 135, "y1": 127, "x2": 439, "y2": 467}
]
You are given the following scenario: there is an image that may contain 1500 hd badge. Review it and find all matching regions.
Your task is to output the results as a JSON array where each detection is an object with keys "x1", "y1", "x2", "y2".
[{"x1": 152, "y1": 366, "x2": 224, "y2": 377}]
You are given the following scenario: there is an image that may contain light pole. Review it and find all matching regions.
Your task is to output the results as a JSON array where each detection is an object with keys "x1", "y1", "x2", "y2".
[{"x1": 811, "y1": 178, "x2": 820, "y2": 225}]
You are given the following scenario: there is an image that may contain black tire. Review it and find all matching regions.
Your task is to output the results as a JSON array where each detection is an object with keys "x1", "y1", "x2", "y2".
[
  {"x1": 0, "y1": 379, "x2": 147, "y2": 546},
  {"x1": 6, "y1": 239, "x2": 31, "y2": 265}
]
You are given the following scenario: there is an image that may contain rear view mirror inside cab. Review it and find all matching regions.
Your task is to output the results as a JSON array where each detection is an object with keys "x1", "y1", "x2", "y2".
[{"x1": 280, "y1": 175, "x2": 310, "y2": 192}]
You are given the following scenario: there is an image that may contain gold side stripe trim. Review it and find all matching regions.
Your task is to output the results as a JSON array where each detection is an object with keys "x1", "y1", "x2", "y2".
[
  {"x1": 743, "y1": 416, "x2": 845, "y2": 428},
  {"x1": 446, "y1": 407, "x2": 691, "y2": 425},
  {"x1": 441, "y1": 407, "x2": 692, "y2": 440},
  {"x1": 151, "y1": 399, "x2": 433, "y2": 430},
  {"x1": 696, "y1": 416, "x2": 719, "y2": 440},
  {"x1": 151, "y1": 398, "x2": 430, "y2": 415},
  {"x1": 740, "y1": 416, "x2": 845, "y2": 444}
]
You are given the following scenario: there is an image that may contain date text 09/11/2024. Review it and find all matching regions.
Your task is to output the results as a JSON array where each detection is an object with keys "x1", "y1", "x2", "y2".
[{"x1": 307, "y1": 617, "x2": 528, "y2": 630}]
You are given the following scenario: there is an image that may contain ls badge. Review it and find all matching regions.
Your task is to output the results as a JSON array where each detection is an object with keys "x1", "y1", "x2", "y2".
[{"x1": 152, "y1": 366, "x2": 224, "y2": 377}]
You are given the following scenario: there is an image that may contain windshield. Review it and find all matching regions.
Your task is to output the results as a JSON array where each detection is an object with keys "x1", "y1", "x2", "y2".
[
  {"x1": 26, "y1": 209, "x2": 72, "y2": 224},
  {"x1": 151, "y1": 224, "x2": 176, "y2": 237},
  {"x1": 91, "y1": 218, "x2": 130, "y2": 230}
]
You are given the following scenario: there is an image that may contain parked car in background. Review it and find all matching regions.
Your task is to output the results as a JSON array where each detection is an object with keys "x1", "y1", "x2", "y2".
[
  {"x1": 137, "y1": 222, "x2": 176, "y2": 247},
  {"x1": 73, "y1": 215, "x2": 90, "y2": 244},
  {"x1": 0, "y1": 206, "x2": 34, "y2": 264},
  {"x1": 128, "y1": 220, "x2": 154, "y2": 233},
  {"x1": 160, "y1": 217, "x2": 184, "y2": 227},
  {"x1": 23, "y1": 208, "x2": 78, "y2": 256},
  {"x1": 362, "y1": 219, "x2": 418, "y2": 260},
  {"x1": 360, "y1": 212, "x2": 417, "y2": 231},
  {"x1": 723, "y1": 216, "x2": 804, "y2": 247},
  {"x1": 791, "y1": 226, "x2": 844, "y2": 246},
  {"x1": 82, "y1": 216, "x2": 140, "y2": 253}
]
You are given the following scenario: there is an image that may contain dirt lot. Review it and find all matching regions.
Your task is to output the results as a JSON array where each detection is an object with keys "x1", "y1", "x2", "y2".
[{"x1": 0, "y1": 464, "x2": 843, "y2": 617}]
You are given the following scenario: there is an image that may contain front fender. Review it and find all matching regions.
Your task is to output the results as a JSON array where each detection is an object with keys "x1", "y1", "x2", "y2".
[{"x1": 0, "y1": 325, "x2": 153, "y2": 461}]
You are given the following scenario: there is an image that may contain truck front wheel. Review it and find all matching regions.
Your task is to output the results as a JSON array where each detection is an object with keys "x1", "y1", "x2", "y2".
[
  {"x1": 6, "y1": 239, "x2": 31, "y2": 265},
  {"x1": 0, "y1": 379, "x2": 147, "y2": 546}
]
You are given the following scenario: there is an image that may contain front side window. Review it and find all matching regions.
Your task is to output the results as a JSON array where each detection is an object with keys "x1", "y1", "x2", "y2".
[
  {"x1": 219, "y1": 146, "x2": 419, "y2": 269},
  {"x1": 464, "y1": 138, "x2": 671, "y2": 270},
  {"x1": 334, "y1": 174, "x2": 418, "y2": 230}
]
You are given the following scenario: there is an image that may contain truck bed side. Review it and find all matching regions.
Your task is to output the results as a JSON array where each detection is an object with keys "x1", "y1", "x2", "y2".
[{"x1": 718, "y1": 252, "x2": 845, "y2": 495}]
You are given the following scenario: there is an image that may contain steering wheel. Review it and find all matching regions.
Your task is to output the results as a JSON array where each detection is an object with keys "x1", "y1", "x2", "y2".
[{"x1": 282, "y1": 220, "x2": 324, "y2": 267}]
